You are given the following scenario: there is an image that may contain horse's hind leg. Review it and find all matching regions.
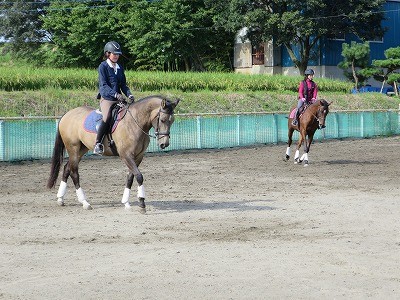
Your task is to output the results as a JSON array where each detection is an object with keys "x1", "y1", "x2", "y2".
[
  {"x1": 59, "y1": 145, "x2": 92, "y2": 209},
  {"x1": 55, "y1": 162, "x2": 71, "y2": 206}
]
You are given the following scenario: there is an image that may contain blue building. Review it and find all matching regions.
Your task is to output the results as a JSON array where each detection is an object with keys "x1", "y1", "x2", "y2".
[{"x1": 234, "y1": 0, "x2": 400, "y2": 81}]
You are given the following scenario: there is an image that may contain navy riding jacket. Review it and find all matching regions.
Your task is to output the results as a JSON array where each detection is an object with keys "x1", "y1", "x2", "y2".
[{"x1": 98, "y1": 60, "x2": 132, "y2": 101}]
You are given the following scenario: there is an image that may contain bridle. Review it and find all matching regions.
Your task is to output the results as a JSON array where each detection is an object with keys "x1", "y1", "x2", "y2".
[
  {"x1": 126, "y1": 102, "x2": 173, "y2": 139},
  {"x1": 153, "y1": 108, "x2": 173, "y2": 139},
  {"x1": 312, "y1": 103, "x2": 328, "y2": 129}
]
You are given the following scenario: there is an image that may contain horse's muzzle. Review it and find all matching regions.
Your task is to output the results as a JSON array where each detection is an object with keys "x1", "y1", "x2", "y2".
[{"x1": 158, "y1": 138, "x2": 170, "y2": 149}]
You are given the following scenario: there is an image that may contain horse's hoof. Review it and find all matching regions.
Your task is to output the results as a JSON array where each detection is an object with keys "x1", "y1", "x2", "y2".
[
  {"x1": 304, "y1": 160, "x2": 309, "y2": 167},
  {"x1": 83, "y1": 203, "x2": 92, "y2": 210},
  {"x1": 57, "y1": 198, "x2": 64, "y2": 206},
  {"x1": 283, "y1": 155, "x2": 290, "y2": 162}
]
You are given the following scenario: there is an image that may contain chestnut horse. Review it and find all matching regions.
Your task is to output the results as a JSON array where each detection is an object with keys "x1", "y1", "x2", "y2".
[
  {"x1": 47, "y1": 95, "x2": 179, "y2": 212},
  {"x1": 284, "y1": 99, "x2": 331, "y2": 166}
]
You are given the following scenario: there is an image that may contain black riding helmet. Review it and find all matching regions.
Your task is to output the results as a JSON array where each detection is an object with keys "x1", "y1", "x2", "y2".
[
  {"x1": 104, "y1": 41, "x2": 122, "y2": 55},
  {"x1": 304, "y1": 69, "x2": 315, "y2": 75}
]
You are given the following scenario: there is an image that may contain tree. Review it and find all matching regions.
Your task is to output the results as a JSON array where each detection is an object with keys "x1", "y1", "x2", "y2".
[
  {"x1": 40, "y1": 0, "x2": 116, "y2": 68},
  {"x1": 121, "y1": 0, "x2": 233, "y2": 71},
  {"x1": 372, "y1": 47, "x2": 400, "y2": 96},
  {"x1": 208, "y1": 0, "x2": 386, "y2": 75},
  {"x1": 0, "y1": 0, "x2": 50, "y2": 60},
  {"x1": 338, "y1": 42, "x2": 377, "y2": 90}
]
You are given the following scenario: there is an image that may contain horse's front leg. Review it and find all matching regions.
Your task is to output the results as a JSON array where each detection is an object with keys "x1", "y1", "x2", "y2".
[
  {"x1": 121, "y1": 157, "x2": 146, "y2": 214},
  {"x1": 285, "y1": 127, "x2": 295, "y2": 161},
  {"x1": 294, "y1": 131, "x2": 305, "y2": 164},
  {"x1": 300, "y1": 132, "x2": 315, "y2": 166}
]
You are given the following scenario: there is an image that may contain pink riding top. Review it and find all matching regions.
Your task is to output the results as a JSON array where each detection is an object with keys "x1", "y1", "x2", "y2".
[{"x1": 298, "y1": 79, "x2": 318, "y2": 103}]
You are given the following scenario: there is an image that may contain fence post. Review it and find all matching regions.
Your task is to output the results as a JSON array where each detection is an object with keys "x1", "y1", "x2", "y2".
[
  {"x1": 196, "y1": 116, "x2": 201, "y2": 149},
  {"x1": 0, "y1": 120, "x2": 4, "y2": 161},
  {"x1": 360, "y1": 112, "x2": 365, "y2": 138},
  {"x1": 273, "y1": 114, "x2": 279, "y2": 144},
  {"x1": 398, "y1": 104, "x2": 400, "y2": 133},
  {"x1": 236, "y1": 115, "x2": 240, "y2": 146}
]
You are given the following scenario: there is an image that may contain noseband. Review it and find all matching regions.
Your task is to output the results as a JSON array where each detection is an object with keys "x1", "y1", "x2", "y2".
[{"x1": 153, "y1": 108, "x2": 173, "y2": 139}]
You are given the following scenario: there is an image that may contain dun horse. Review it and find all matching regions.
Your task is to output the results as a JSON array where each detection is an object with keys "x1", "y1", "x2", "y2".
[
  {"x1": 284, "y1": 99, "x2": 331, "y2": 166},
  {"x1": 47, "y1": 95, "x2": 179, "y2": 212}
]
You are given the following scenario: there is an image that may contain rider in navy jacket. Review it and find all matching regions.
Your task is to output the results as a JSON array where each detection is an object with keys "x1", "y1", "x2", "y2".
[
  {"x1": 94, "y1": 41, "x2": 135, "y2": 155},
  {"x1": 98, "y1": 60, "x2": 132, "y2": 101}
]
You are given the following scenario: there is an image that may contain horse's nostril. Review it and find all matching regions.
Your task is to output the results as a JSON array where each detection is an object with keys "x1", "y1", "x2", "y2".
[{"x1": 160, "y1": 144, "x2": 165, "y2": 149}]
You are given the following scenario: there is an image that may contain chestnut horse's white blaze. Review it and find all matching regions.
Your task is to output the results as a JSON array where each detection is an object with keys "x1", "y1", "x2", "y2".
[
  {"x1": 284, "y1": 99, "x2": 331, "y2": 166},
  {"x1": 47, "y1": 95, "x2": 179, "y2": 212}
]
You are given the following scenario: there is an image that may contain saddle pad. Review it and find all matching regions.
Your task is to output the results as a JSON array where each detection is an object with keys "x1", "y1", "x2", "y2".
[
  {"x1": 289, "y1": 108, "x2": 297, "y2": 119},
  {"x1": 83, "y1": 110, "x2": 120, "y2": 133}
]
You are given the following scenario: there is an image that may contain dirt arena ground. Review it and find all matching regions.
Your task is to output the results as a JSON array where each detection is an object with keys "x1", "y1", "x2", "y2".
[{"x1": 0, "y1": 136, "x2": 399, "y2": 299}]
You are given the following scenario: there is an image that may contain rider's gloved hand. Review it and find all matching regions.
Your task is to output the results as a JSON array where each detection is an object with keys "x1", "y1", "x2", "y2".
[{"x1": 115, "y1": 93, "x2": 125, "y2": 102}]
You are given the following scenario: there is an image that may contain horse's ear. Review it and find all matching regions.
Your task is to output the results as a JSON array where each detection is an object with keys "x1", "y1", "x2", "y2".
[
  {"x1": 172, "y1": 98, "x2": 180, "y2": 108},
  {"x1": 161, "y1": 98, "x2": 167, "y2": 109}
]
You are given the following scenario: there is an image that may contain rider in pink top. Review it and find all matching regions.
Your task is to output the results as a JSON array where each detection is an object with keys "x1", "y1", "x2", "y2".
[{"x1": 292, "y1": 69, "x2": 318, "y2": 126}]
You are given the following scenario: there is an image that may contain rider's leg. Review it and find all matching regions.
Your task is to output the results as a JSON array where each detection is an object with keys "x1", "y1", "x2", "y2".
[
  {"x1": 292, "y1": 99, "x2": 303, "y2": 126},
  {"x1": 94, "y1": 98, "x2": 116, "y2": 155}
]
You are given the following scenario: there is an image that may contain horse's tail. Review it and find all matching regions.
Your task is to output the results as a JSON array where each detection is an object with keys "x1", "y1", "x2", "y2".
[{"x1": 47, "y1": 126, "x2": 65, "y2": 189}]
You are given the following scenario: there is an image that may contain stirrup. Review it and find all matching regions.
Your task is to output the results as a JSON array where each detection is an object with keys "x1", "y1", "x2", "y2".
[
  {"x1": 292, "y1": 119, "x2": 298, "y2": 126},
  {"x1": 93, "y1": 143, "x2": 104, "y2": 155}
]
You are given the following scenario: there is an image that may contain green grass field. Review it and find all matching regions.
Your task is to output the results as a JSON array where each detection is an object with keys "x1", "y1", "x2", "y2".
[{"x1": 0, "y1": 65, "x2": 399, "y2": 117}]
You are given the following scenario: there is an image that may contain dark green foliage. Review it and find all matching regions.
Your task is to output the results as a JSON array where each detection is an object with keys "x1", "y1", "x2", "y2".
[
  {"x1": 338, "y1": 42, "x2": 377, "y2": 89},
  {"x1": 0, "y1": 0, "x2": 50, "y2": 60},
  {"x1": 373, "y1": 47, "x2": 400, "y2": 95}
]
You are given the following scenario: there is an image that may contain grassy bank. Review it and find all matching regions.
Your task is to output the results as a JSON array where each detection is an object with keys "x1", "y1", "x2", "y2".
[
  {"x1": 1, "y1": 88, "x2": 399, "y2": 117},
  {"x1": 0, "y1": 66, "x2": 352, "y2": 93},
  {"x1": 0, "y1": 65, "x2": 399, "y2": 117}
]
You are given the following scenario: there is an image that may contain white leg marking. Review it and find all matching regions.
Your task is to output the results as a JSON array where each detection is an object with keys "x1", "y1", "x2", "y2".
[
  {"x1": 285, "y1": 147, "x2": 290, "y2": 156},
  {"x1": 121, "y1": 187, "x2": 131, "y2": 203},
  {"x1": 121, "y1": 188, "x2": 132, "y2": 210},
  {"x1": 300, "y1": 153, "x2": 307, "y2": 161},
  {"x1": 56, "y1": 181, "x2": 67, "y2": 206},
  {"x1": 137, "y1": 185, "x2": 146, "y2": 199},
  {"x1": 76, "y1": 188, "x2": 92, "y2": 210},
  {"x1": 303, "y1": 153, "x2": 309, "y2": 166},
  {"x1": 294, "y1": 150, "x2": 300, "y2": 164}
]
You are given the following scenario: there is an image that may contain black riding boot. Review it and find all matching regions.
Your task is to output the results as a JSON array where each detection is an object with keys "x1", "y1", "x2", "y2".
[{"x1": 93, "y1": 120, "x2": 108, "y2": 155}]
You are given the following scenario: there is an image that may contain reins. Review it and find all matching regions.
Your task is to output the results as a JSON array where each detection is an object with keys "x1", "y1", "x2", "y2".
[{"x1": 125, "y1": 102, "x2": 172, "y2": 139}]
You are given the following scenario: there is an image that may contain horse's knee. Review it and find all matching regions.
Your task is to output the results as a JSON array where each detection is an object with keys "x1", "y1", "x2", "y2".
[
  {"x1": 136, "y1": 173, "x2": 144, "y2": 186},
  {"x1": 126, "y1": 173, "x2": 135, "y2": 188}
]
